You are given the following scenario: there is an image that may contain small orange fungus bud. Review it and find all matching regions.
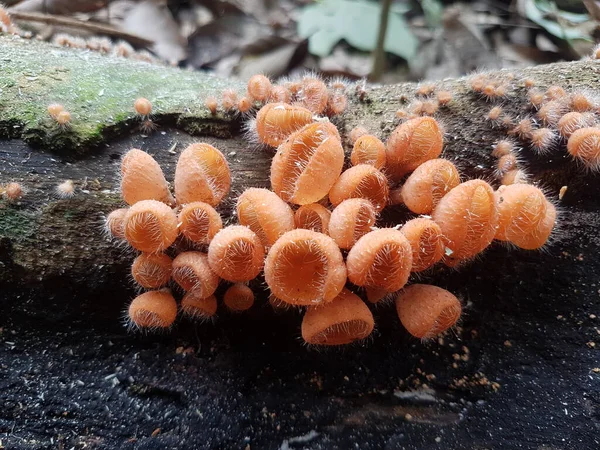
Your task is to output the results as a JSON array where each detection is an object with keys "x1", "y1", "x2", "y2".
[
  {"x1": 299, "y1": 77, "x2": 329, "y2": 114},
  {"x1": 121, "y1": 149, "x2": 174, "y2": 206},
  {"x1": 436, "y1": 90, "x2": 453, "y2": 106},
  {"x1": 48, "y1": 103, "x2": 64, "y2": 118},
  {"x1": 224, "y1": 283, "x2": 255, "y2": 312},
  {"x1": 327, "y1": 92, "x2": 347, "y2": 116},
  {"x1": 255, "y1": 102, "x2": 314, "y2": 147},
  {"x1": 329, "y1": 164, "x2": 389, "y2": 211},
  {"x1": 495, "y1": 184, "x2": 556, "y2": 249},
  {"x1": 207, "y1": 226, "x2": 264, "y2": 282},
  {"x1": 174, "y1": 143, "x2": 231, "y2": 206},
  {"x1": 269, "y1": 85, "x2": 291, "y2": 104},
  {"x1": 501, "y1": 169, "x2": 528, "y2": 186},
  {"x1": 351, "y1": 135, "x2": 387, "y2": 169},
  {"x1": 131, "y1": 253, "x2": 172, "y2": 289},
  {"x1": 123, "y1": 200, "x2": 178, "y2": 253},
  {"x1": 172, "y1": 251, "x2": 219, "y2": 296},
  {"x1": 528, "y1": 89, "x2": 544, "y2": 109},
  {"x1": 238, "y1": 97, "x2": 252, "y2": 114},
  {"x1": 432, "y1": 180, "x2": 498, "y2": 264},
  {"x1": 545, "y1": 85, "x2": 566, "y2": 100},
  {"x1": 56, "y1": 179, "x2": 75, "y2": 198},
  {"x1": 178, "y1": 202, "x2": 222, "y2": 245},
  {"x1": 400, "y1": 218, "x2": 445, "y2": 272},
  {"x1": 134, "y1": 98, "x2": 152, "y2": 116},
  {"x1": 264, "y1": 229, "x2": 347, "y2": 306},
  {"x1": 400, "y1": 159, "x2": 460, "y2": 214},
  {"x1": 4, "y1": 182, "x2": 23, "y2": 202},
  {"x1": 271, "y1": 122, "x2": 343, "y2": 205},
  {"x1": 511, "y1": 118, "x2": 534, "y2": 140},
  {"x1": 385, "y1": 116, "x2": 444, "y2": 181},
  {"x1": 524, "y1": 78, "x2": 535, "y2": 89},
  {"x1": 105, "y1": 208, "x2": 128, "y2": 239},
  {"x1": 416, "y1": 83, "x2": 435, "y2": 97},
  {"x1": 55, "y1": 110, "x2": 71, "y2": 127},
  {"x1": 530, "y1": 128, "x2": 556, "y2": 154},
  {"x1": 236, "y1": 188, "x2": 295, "y2": 247},
  {"x1": 205, "y1": 97, "x2": 218, "y2": 115},
  {"x1": 491, "y1": 140, "x2": 515, "y2": 158},
  {"x1": 537, "y1": 100, "x2": 568, "y2": 127},
  {"x1": 487, "y1": 106, "x2": 503, "y2": 123},
  {"x1": 349, "y1": 126, "x2": 369, "y2": 145},
  {"x1": 328, "y1": 198, "x2": 377, "y2": 250},
  {"x1": 571, "y1": 93, "x2": 594, "y2": 112},
  {"x1": 470, "y1": 74, "x2": 486, "y2": 92},
  {"x1": 128, "y1": 290, "x2": 178, "y2": 330},
  {"x1": 497, "y1": 153, "x2": 518, "y2": 175},
  {"x1": 567, "y1": 127, "x2": 600, "y2": 170},
  {"x1": 346, "y1": 228, "x2": 413, "y2": 292},
  {"x1": 181, "y1": 292, "x2": 217, "y2": 321},
  {"x1": 294, "y1": 203, "x2": 331, "y2": 233},
  {"x1": 247, "y1": 74, "x2": 272, "y2": 103},
  {"x1": 557, "y1": 112, "x2": 596, "y2": 139},
  {"x1": 395, "y1": 284, "x2": 461, "y2": 339},
  {"x1": 221, "y1": 89, "x2": 238, "y2": 111},
  {"x1": 301, "y1": 289, "x2": 374, "y2": 346}
]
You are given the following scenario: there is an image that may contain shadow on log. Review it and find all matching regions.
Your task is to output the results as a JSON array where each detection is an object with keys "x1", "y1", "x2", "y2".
[{"x1": 1, "y1": 36, "x2": 599, "y2": 450}]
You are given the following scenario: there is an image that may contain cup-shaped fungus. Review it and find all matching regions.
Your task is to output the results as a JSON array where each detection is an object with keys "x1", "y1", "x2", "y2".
[
  {"x1": 247, "y1": 74, "x2": 272, "y2": 103},
  {"x1": 346, "y1": 228, "x2": 413, "y2": 292},
  {"x1": 174, "y1": 143, "x2": 231, "y2": 206},
  {"x1": 123, "y1": 200, "x2": 178, "y2": 253},
  {"x1": 329, "y1": 164, "x2": 389, "y2": 211},
  {"x1": 567, "y1": 127, "x2": 600, "y2": 170},
  {"x1": 328, "y1": 198, "x2": 377, "y2": 250},
  {"x1": 395, "y1": 284, "x2": 461, "y2": 339},
  {"x1": 181, "y1": 292, "x2": 217, "y2": 321},
  {"x1": 301, "y1": 289, "x2": 374, "y2": 346},
  {"x1": 223, "y1": 283, "x2": 255, "y2": 312},
  {"x1": 120, "y1": 149, "x2": 174, "y2": 206},
  {"x1": 557, "y1": 112, "x2": 595, "y2": 139},
  {"x1": 271, "y1": 122, "x2": 344, "y2": 205},
  {"x1": 127, "y1": 290, "x2": 178, "y2": 331},
  {"x1": 105, "y1": 207, "x2": 128, "y2": 239},
  {"x1": 385, "y1": 117, "x2": 444, "y2": 181},
  {"x1": 295, "y1": 203, "x2": 331, "y2": 233},
  {"x1": 299, "y1": 77, "x2": 329, "y2": 114},
  {"x1": 264, "y1": 229, "x2": 347, "y2": 306},
  {"x1": 178, "y1": 202, "x2": 223, "y2": 245},
  {"x1": 400, "y1": 218, "x2": 445, "y2": 272},
  {"x1": 495, "y1": 184, "x2": 556, "y2": 250},
  {"x1": 131, "y1": 253, "x2": 172, "y2": 289},
  {"x1": 236, "y1": 188, "x2": 295, "y2": 247},
  {"x1": 350, "y1": 135, "x2": 387, "y2": 169},
  {"x1": 172, "y1": 252, "x2": 219, "y2": 297},
  {"x1": 400, "y1": 159, "x2": 460, "y2": 214},
  {"x1": 207, "y1": 226, "x2": 264, "y2": 282},
  {"x1": 255, "y1": 102, "x2": 314, "y2": 147},
  {"x1": 432, "y1": 180, "x2": 498, "y2": 264}
]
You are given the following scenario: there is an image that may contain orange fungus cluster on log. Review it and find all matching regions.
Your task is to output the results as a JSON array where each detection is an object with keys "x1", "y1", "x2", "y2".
[{"x1": 98, "y1": 70, "x2": 568, "y2": 348}]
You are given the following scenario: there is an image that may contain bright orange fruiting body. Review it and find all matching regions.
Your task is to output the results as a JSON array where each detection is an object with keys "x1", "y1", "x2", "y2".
[
  {"x1": 495, "y1": 184, "x2": 556, "y2": 249},
  {"x1": 432, "y1": 180, "x2": 498, "y2": 264},
  {"x1": 178, "y1": 202, "x2": 223, "y2": 245},
  {"x1": 224, "y1": 283, "x2": 255, "y2": 312},
  {"x1": 106, "y1": 208, "x2": 128, "y2": 239},
  {"x1": 236, "y1": 188, "x2": 295, "y2": 247},
  {"x1": 537, "y1": 100, "x2": 568, "y2": 127},
  {"x1": 530, "y1": 128, "x2": 555, "y2": 154},
  {"x1": 328, "y1": 198, "x2": 377, "y2": 250},
  {"x1": 567, "y1": 127, "x2": 600, "y2": 170},
  {"x1": 349, "y1": 126, "x2": 369, "y2": 144},
  {"x1": 4, "y1": 182, "x2": 23, "y2": 201},
  {"x1": 123, "y1": 200, "x2": 178, "y2": 253},
  {"x1": 174, "y1": 143, "x2": 231, "y2": 206},
  {"x1": 545, "y1": 85, "x2": 566, "y2": 100},
  {"x1": 238, "y1": 97, "x2": 252, "y2": 113},
  {"x1": 299, "y1": 77, "x2": 328, "y2": 114},
  {"x1": 172, "y1": 251, "x2": 219, "y2": 296},
  {"x1": 571, "y1": 93, "x2": 594, "y2": 112},
  {"x1": 222, "y1": 89, "x2": 238, "y2": 111},
  {"x1": 510, "y1": 118, "x2": 534, "y2": 140},
  {"x1": 271, "y1": 122, "x2": 344, "y2": 205},
  {"x1": 264, "y1": 229, "x2": 347, "y2": 306},
  {"x1": 491, "y1": 140, "x2": 515, "y2": 158},
  {"x1": 181, "y1": 292, "x2": 217, "y2": 320},
  {"x1": 269, "y1": 85, "x2": 291, "y2": 104},
  {"x1": 400, "y1": 158, "x2": 460, "y2": 214},
  {"x1": 131, "y1": 253, "x2": 172, "y2": 289},
  {"x1": 295, "y1": 203, "x2": 331, "y2": 233},
  {"x1": 327, "y1": 92, "x2": 347, "y2": 116},
  {"x1": 205, "y1": 97, "x2": 218, "y2": 115},
  {"x1": 501, "y1": 169, "x2": 528, "y2": 185},
  {"x1": 207, "y1": 226, "x2": 264, "y2": 282},
  {"x1": 128, "y1": 290, "x2": 178, "y2": 330},
  {"x1": 395, "y1": 284, "x2": 461, "y2": 339},
  {"x1": 346, "y1": 228, "x2": 413, "y2": 292},
  {"x1": 497, "y1": 154, "x2": 518, "y2": 175},
  {"x1": 121, "y1": 148, "x2": 174, "y2": 206},
  {"x1": 436, "y1": 90, "x2": 453, "y2": 106},
  {"x1": 385, "y1": 116, "x2": 444, "y2": 181},
  {"x1": 247, "y1": 74, "x2": 272, "y2": 103},
  {"x1": 55, "y1": 111, "x2": 71, "y2": 126},
  {"x1": 351, "y1": 135, "x2": 387, "y2": 169},
  {"x1": 557, "y1": 112, "x2": 595, "y2": 139},
  {"x1": 255, "y1": 103, "x2": 314, "y2": 147},
  {"x1": 48, "y1": 103, "x2": 64, "y2": 118},
  {"x1": 301, "y1": 289, "x2": 374, "y2": 346},
  {"x1": 400, "y1": 218, "x2": 445, "y2": 272},
  {"x1": 329, "y1": 164, "x2": 389, "y2": 211},
  {"x1": 134, "y1": 97, "x2": 152, "y2": 116}
]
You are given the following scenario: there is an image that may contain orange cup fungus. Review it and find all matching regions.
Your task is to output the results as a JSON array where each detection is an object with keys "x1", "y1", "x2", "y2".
[
  {"x1": 255, "y1": 103, "x2": 314, "y2": 147},
  {"x1": 271, "y1": 122, "x2": 344, "y2": 205},
  {"x1": 178, "y1": 201, "x2": 223, "y2": 245},
  {"x1": 395, "y1": 284, "x2": 461, "y2": 339},
  {"x1": 174, "y1": 143, "x2": 231, "y2": 206},
  {"x1": 207, "y1": 226, "x2": 264, "y2": 282},
  {"x1": 328, "y1": 198, "x2": 377, "y2": 250},
  {"x1": 264, "y1": 229, "x2": 347, "y2": 306},
  {"x1": 223, "y1": 283, "x2": 255, "y2": 312},
  {"x1": 128, "y1": 290, "x2": 178, "y2": 331},
  {"x1": 400, "y1": 218, "x2": 445, "y2": 272},
  {"x1": 567, "y1": 127, "x2": 600, "y2": 170},
  {"x1": 105, "y1": 207, "x2": 128, "y2": 239},
  {"x1": 123, "y1": 200, "x2": 178, "y2": 253},
  {"x1": 172, "y1": 251, "x2": 219, "y2": 297},
  {"x1": 131, "y1": 253, "x2": 172, "y2": 289},
  {"x1": 181, "y1": 292, "x2": 218, "y2": 321},
  {"x1": 351, "y1": 135, "x2": 387, "y2": 169},
  {"x1": 301, "y1": 289, "x2": 374, "y2": 346},
  {"x1": 294, "y1": 203, "x2": 331, "y2": 233},
  {"x1": 432, "y1": 180, "x2": 498, "y2": 264},
  {"x1": 385, "y1": 116, "x2": 444, "y2": 181},
  {"x1": 247, "y1": 74, "x2": 272, "y2": 103},
  {"x1": 328, "y1": 164, "x2": 389, "y2": 211},
  {"x1": 121, "y1": 149, "x2": 174, "y2": 206}
]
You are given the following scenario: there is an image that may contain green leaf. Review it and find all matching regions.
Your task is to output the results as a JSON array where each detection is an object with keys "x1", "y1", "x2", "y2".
[
  {"x1": 297, "y1": 0, "x2": 418, "y2": 61},
  {"x1": 420, "y1": 0, "x2": 444, "y2": 29},
  {"x1": 523, "y1": 0, "x2": 592, "y2": 42}
]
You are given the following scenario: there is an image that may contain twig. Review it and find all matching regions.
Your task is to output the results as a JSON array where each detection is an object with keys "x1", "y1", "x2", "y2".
[
  {"x1": 370, "y1": 0, "x2": 392, "y2": 82},
  {"x1": 9, "y1": 11, "x2": 153, "y2": 47}
]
